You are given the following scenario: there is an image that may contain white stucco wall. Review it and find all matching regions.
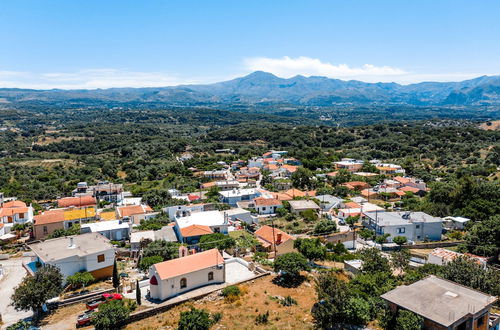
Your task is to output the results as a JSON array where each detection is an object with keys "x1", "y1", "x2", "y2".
[
  {"x1": 84, "y1": 248, "x2": 115, "y2": 273},
  {"x1": 150, "y1": 264, "x2": 225, "y2": 300}
]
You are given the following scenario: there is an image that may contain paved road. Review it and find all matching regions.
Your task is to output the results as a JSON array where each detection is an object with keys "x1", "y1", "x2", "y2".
[{"x1": 0, "y1": 257, "x2": 32, "y2": 328}]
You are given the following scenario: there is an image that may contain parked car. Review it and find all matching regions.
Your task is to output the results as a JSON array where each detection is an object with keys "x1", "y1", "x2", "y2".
[
  {"x1": 77, "y1": 309, "x2": 96, "y2": 327},
  {"x1": 85, "y1": 293, "x2": 122, "y2": 310}
]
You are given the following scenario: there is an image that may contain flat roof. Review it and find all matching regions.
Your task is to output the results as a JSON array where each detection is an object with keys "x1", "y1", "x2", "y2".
[
  {"x1": 364, "y1": 211, "x2": 442, "y2": 226},
  {"x1": 289, "y1": 200, "x2": 320, "y2": 210},
  {"x1": 175, "y1": 210, "x2": 227, "y2": 229},
  {"x1": 29, "y1": 232, "x2": 114, "y2": 262},
  {"x1": 81, "y1": 220, "x2": 130, "y2": 232},
  {"x1": 219, "y1": 188, "x2": 258, "y2": 198},
  {"x1": 381, "y1": 276, "x2": 497, "y2": 327}
]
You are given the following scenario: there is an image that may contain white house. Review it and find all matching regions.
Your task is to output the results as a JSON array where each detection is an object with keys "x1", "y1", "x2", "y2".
[
  {"x1": 27, "y1": 233, "x2": 115, "y2": 280},
  {"x1": 0, "y1": 200, "x2": 34, "y2": 233},
  {"x1": 164, "y1": 204, "x2": 207, "y2": 220},
  {"x1": 427, "y1": 248, "x2": 488, "y2": 268},
  {"x1": 288, "y1": 200, "x2": 320, "y2": 214},
  {"x1": 174, "y1": 210, "x2": 229, "y2": 244},
  {"x1": 443, "y1": 216, "x2": 470, "y2": 230},
  {"x1": 363, "y1": 211, "x2": 443, "y2": 242},
  {"x1": 222, "y1": 208, "x2": 256, "y2": 225},
  {"x1": 130, "y1": 225, "x2": 178, "y2": 251},
  {"x1": 219, "y1": 189, "x2": 261, "y2": 206},
  {"x1": 81, "y1": 220, "x2": 131, "y2": 241},
  {"x1": 253, "y1": 198, "x2": 282, "y2": 215},
  {"x1": 149, "y1": 249, "x2": 225, "y2": 301}
]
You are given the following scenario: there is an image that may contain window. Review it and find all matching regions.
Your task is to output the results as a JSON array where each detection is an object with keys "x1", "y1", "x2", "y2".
[
  {"x1": 180, "y1": 278, "x2": 187, "y2": 288},
  {"x1": 214, "y1": 227, "x2": 220, "y2": 233},
  {"x1": 262, "y1": 207, "x2": 266, "y2": 211},
  {"x1": 208, "y1": 272, "x2": 214, "y2": 281},
  {"x1": 477, "y1": 313, "x2": 486, "y2": 326},
  {"x1": 19, "y1": 213, "x2": 24, "y2": 219},
  {"x1": 397, "y1": 227, "x2": 405, "y2": 234},
  {"x1": 43, "y1": 226, "x2": 48, "y2": 235},
  {"x1": 97, "y1": 254, "x2": 105, "y2": 263},
  {"x1": 415, "y1": 225, "x2": 420, "y2": 229}
]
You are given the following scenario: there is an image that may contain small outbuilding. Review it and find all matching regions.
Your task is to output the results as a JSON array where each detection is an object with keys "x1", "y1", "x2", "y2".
[{"x1": 149, "y1": 249, "x2": 225, "y2": 301}]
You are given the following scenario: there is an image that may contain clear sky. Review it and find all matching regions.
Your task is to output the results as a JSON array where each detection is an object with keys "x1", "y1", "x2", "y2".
[{"x1": 1, "y1": 0, "x2": 499, "y2": 89}]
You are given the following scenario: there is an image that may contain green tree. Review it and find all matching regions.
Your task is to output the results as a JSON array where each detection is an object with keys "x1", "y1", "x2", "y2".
[
  {"x1": 441, "y1": 256, "x2": 500, "y2": 296},
  {"x1": 314, "y1": 219, "x2": 337, "y2": 235},
  {"x1": 178, "y1": 307, "x2": 212, "y2": 330},
  {"x1": 11, "y1": 265, "x2": 63, "y2": 318},
  {"x1": 460, "y1": 215, "x2": 499, "y2": 259},
  {"x1": 274, "y1": 252, "x2": 310, "y2": 280},
  {"x1": 391, "y1": 249, "x2": 411, "y2": 272},
  {"x1": 136, "y1": 280, "x2": 141, "y2": 305},
  {"x1": 393, "y1": 235, "x2": 408, "y2": 247},
  {"x1": 66, "y1": 271, "x2": 94, "y2": 288},
  {"x1": 143, "y1": 240, "x2": 181, "y2": 261},
  {"x1": 359, "y1": 248, "x2": 390, "y2": 273},
  {"x1": 199, "y1": 233, "x2": 235, "y2": 251},
  {"x1": 291, "y1": 167, "x2": 313, "y2": 190},
  {"x1": 359, "y1": 228, "x2": 375, "y2": 241},
  {"x1": 141, "y1": 189, "x2": 172, "y2": 209},
  {"x1": 93, "y1": 300, "x2": 130, "y2": 330},
  {"x1": 375, "y1": 233, "x2": 391, "y2": 245},
  {"x1": 139, "y1": 256, "x2": 163, "y2": 272},
  {"x1": 312, "y1": 273, "x2": 349, "y2": 329},
  {"x1": 112, "y1": 260, "x2": 119, "y2": 289},
  {"x1": 343, "y1": 297, "x2": 371, "y2": 326},
  {"x1": 294, "y1": 238, "x2": 327, "y2": 261},
  {"x1": 395, "y1": 310, "x2": 423, "y2": 330}
]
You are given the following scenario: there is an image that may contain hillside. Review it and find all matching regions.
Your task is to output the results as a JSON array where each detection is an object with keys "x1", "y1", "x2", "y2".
[{"x1": 1, "y1": 72, "x2": 500, "y2": 107}]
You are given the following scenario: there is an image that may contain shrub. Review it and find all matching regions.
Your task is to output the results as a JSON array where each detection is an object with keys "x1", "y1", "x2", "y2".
[
  {"x1": 280, "y1": 295, "x2": 298, "y2": 306},
  {"x1": 139, "y1": 255, "x2": 163, "y2": 272},
  {"x1": 66, "y1": 271, "x2": 94, "y2": 288},
  {"x1": 178, "y1": 307, "x2": 212, "y2": 330},
  {"x1": 93, "y1": 300, "x2": 130, "y2": 330},
  {"x1": 255, "y1": 311, "x2": 270, "y2": 325},
  {"x1": 222, "y1": 285, "x2": 241, "y2": 297}
]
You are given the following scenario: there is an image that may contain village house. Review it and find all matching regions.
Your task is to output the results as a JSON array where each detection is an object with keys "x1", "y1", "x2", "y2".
[
  {"x1": 164, "y1": 203, "x2": 213, "y2": 220},
  {"x1": 253, "y1": 197, "x2": 283, "y2": 215},
  {"x1": 254, "y1": 225, "x2": 296, "y2": 256},
  {"x1": 334, "y1": 159, "x2": 364, "y2": 172},
  {"x1": 443, "y1": 216, "x2": 471, "y2": 230},
  {"x1": 272, "y1": 178, "x2": 292, "y2": 191},
  {"x1": 130, "y1": 225, "x2": 178, "y2": 251},
  {"x1": 288, "y1": 200, "x2": 320, "y2": 214},
  {"x1": 427, "y1": 248, "x2": 489, "y2": 268},
  {"x1": 375, "y1": 163, "x2": 405, "y2": 175},
  {"x1": 81, "y1": 220, "x2": 131, "y2": 241},
  {"x1": 57, "y1": 195, "x2": 96, "y2": 208},
  {"x1": 363, "y1": 211, "x2": 443, "y2": 242},
  {"x1": 316, "y1": 195, "x2": 344, "y2": 212},
  {"x1": 324, "y1": 230, "x2": 357, "y2": 249},
  {"x1": 219, "y1": 188, "x2": 260, "y2": 206},
  {"x1": 381, "y1": 275, "x2": 498, "y2": 330},
  {"x1": 173, "y1": 210, "x2": 229, "y2": 244},
  {"x1": 222, "y1": 208, "x2": 256, "y2": 225},
  {"x1": 393, "y1": 176, "x2": 427, "y2": 190},
  {"x1": 149, "y1": 248, "x2": 225, "y2": 301},
  {"x1": 33, "y1": 207, "x2": 97, "y2": 240},
  {"x1": 116, "y1": 204, "x2": 156, "y2": 224},
  {"x1": 0, "y1": 200, "x2": 34, "y2": 233},
  {"x1": 342, "y1": 181, "x2": 371, "y2": 191},
  {"x1": 202, "y1": 170, "x2": 227, "y2": 180},
  {"x1": 283, "y1": 188, "x2": 316, "y2": 199},
  {"x1": 27, "y1": 233, "x2": 115, "y2": 279},
  {"x1": 72, "y1": 181, "x2": 124, "y2": 204}
]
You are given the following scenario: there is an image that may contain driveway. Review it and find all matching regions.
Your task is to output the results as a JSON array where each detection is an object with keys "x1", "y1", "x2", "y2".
[{"x1": 0, "y1": 257, "x2": 33, "y2": 327}]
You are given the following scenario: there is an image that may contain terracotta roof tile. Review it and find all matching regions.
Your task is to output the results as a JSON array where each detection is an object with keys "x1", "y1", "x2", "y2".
[
  {"x1": 180, "y1": 224, "x2": 213, "y2": 237},
  {"x1": 34, "y1": 210, "x2": 65, "y2": 225},
  {"x1": 3, "y1": 201, "x2": 27, "y2": 208},
  {"x1": 57, "y1": 196, "x2": 96, "y2": 208},
  {"x1": 153, "y1": 248, "x2": 224, "y2": 280},
  {"x1": 117, "y1": 205, "x2": 153, "y2": 218},
  {"x1": 254, "y1": 225, "x2": 294, "y2": 246},
  {"x1": 254, "y1": 197, "x2": 282, "y2": 206}
]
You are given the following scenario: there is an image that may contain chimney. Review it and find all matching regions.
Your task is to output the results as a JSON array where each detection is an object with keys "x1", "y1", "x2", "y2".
[
  {"x1": 276, "y1": 233, "x2": 282, "y2": 245},
  {"x1": 68, "y1": 237, "x2": 76, "y2": 249}
]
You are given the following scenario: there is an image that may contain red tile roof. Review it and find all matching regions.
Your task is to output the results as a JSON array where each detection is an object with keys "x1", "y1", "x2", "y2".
[
  {"x1": 117, "y1": 205, "x2": 153, "y2": 218},
  {"x1": 153, "y1": 248, "x2": 224, "y2": 280},
  {"x1": 254, "y1": 197, "x2": 282, "y2": 207},
  {"x1": 344, "y1": 202, "x2": 361, "y2": 209},
  {"x1": 400, "y1": 186, "x2": 421, "y2": 193},
  {"x1": 180, "y1": 224, "x2": 213, "y2": 237},
  {"x1": 34, "y1": 210, "x2": 65, "y2": 225},
  {"x1": 57, "y1": 196, "x2": 96, "y2": 208},
  {"x1": 394, "y1": 176, "x2": 411, "y2": 184},
  {"x1": 254, "y1": 225, "x2": 294, "y2": 246},
  {"x1": 3, "y1": 201, "x2": 27, "y2": 208}
]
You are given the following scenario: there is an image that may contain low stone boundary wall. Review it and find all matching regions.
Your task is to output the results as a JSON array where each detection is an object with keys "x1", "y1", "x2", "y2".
[
  {"x1": 56, "y1": 288, "x2": 115, "y2": 307},
  {"x1": 402, "y1": 241, "x2": 464, "y2": 249}
]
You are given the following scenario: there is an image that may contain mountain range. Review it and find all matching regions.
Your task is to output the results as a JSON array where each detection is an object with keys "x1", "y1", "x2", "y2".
[{"x1": 1, "y1": 71, "x2": 500, "y2": 107}]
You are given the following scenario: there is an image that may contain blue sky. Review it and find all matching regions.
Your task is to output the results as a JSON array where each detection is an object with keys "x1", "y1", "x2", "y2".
[{"x1": 1, "y1": 0, "x2": 499, "y2": 88}]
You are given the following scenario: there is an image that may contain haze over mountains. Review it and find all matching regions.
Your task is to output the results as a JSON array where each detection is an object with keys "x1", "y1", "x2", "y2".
[{"x1": 1, "y1": 71, "x2": 500, "y2": 107}]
